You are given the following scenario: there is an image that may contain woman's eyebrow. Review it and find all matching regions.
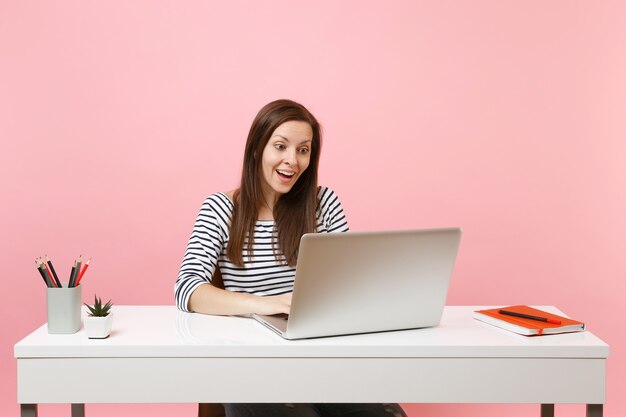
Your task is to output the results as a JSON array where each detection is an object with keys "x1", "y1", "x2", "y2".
[{"x1": 272, "y1": 135, "x2": 312, "y2": 145}]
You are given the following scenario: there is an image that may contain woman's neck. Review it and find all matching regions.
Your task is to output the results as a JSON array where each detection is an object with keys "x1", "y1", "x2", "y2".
[{"x1": 257, "y1": 204, "x2": 274, "y2": 221}]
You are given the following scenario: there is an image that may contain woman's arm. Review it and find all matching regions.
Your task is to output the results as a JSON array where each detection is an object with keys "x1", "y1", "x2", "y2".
[
  {"x1": 188, "y1": 284, "x2": 291, "y2": 316},
  {"x1": 175, "y1": 194, "x2": 231, "y2": 312},
  {"x1": 176, "y1": 194, "x2": 292, "y2": 316}
]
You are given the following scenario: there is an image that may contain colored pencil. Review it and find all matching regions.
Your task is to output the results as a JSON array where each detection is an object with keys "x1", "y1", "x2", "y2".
[
  {"x1": 68, "y1": 261, "x2": 77, "y2": 287},
  {"x1": 76, "y1": 259, "x2": 90, "y2": 286},
  {"x1": 35, "y1": 260, "x2": 50, "y2": 287},
  {"x1": 46, "y1": 256, "x2": 63, "y2": 288},
  {"x1": 42, "y1": 265, "x2": 55, "y2": 288},
  {"x1": 44, "y1": 262, "x2": 58, "y2": 287},
  {"x1": 73, "y1": 256, "x2": 82, "y2": 287}
]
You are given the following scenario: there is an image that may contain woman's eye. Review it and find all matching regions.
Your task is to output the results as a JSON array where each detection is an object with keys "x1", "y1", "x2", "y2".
[
  {"x1": 274, "y1": 143, "x2": 286, "y2": 150},
  {"x1": 298, "y1": 147, "x2": 310, "y2": 154}
]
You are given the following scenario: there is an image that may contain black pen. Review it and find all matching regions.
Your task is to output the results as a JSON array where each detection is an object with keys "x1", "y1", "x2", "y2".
[{"x1": 499, "y1": 309, "x2": 561, "y2": 325}]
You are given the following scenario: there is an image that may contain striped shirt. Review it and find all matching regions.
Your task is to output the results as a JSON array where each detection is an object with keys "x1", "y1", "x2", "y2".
[{"x1": 175, "y1": 186, "x2": 349, "y2": 312}]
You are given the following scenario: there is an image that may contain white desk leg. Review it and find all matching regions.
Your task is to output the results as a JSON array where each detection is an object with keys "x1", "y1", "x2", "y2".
[
  {"x1": 541, "y1": 404, "x2": 554, "y2": 417},
  {"x1": 71, "y1": 403, "x2": 85, "y2": 417},
  {"x1": 586, "y1": 404, "x2": 603, "y2": 417},
  {"x1": 20, "y1": 404, "x2": 38, "y2": 417}
]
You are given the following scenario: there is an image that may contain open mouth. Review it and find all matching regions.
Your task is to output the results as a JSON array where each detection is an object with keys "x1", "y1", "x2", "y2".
[{"x1": 276, "y1": 169, "x2": 296, "y2": 180}]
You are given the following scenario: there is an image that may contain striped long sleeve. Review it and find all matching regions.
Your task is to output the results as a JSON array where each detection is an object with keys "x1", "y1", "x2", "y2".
[{"x1": 175, "y1": 186, "x2": 349, "y2": 311}]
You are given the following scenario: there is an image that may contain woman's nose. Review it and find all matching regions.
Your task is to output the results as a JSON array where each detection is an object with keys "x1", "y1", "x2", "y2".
[{"x1": 284, "y1": 149, "x2": 297, "y2": 165}]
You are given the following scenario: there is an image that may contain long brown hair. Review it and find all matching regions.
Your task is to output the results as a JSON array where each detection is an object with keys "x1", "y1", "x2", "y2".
[{"x1": 227, "y1": 99, "x2": 322, "y2": 267}]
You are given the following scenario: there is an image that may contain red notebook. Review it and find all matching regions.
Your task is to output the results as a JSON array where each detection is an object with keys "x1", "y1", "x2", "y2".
[{"x1": 473, "y1": 305, "x2": 586, "y2": 336}]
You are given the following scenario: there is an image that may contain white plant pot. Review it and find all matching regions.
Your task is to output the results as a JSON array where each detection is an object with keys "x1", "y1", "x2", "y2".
[{"x1": 84, "y1": 313, "x2": 113, "y2": 339}]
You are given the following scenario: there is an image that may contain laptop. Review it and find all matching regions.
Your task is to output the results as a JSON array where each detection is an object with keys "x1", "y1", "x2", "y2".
[{"x1": 252, "y1": 227, "x2": 462, "y2": 340}]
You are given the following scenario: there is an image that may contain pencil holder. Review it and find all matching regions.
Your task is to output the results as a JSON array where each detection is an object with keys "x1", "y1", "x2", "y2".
[{"x1": 46, "y1": 284, "x2": 82, "y2": 334}]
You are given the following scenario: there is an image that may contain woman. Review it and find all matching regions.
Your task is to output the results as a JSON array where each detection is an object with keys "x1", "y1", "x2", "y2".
[{"x1": 175, "y1": 99, "x2": 406, "y2": 417}]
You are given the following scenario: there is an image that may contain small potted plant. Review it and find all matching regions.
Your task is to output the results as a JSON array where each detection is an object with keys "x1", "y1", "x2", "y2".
[{"x1": 84, "y1": 295, "x2": 113, "y2": 339}]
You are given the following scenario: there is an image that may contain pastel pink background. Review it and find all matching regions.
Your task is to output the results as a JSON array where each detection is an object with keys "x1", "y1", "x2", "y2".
[{"x1": 1, "y1": 1, "x2": 624, "y2": 416}]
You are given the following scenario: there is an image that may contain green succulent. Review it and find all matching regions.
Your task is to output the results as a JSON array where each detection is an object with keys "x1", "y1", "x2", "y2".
[{"x1": 84, "y1": 295, "x2": 113, "y2": 317}]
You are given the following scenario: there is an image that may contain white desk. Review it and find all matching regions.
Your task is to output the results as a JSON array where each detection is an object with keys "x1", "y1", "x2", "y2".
[{"x1": 14, "y1": 306, "x2": 609, "y2": 417}]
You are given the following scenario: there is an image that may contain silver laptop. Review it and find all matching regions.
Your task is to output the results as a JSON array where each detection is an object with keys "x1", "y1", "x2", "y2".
[{"x1": 252, "y1": 228, "x2": 462, "y2": 339}]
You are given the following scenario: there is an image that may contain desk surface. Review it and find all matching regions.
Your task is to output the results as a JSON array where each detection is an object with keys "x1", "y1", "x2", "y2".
[
  {"x1": 14, "y1": 306, "x2": 609, "y2": 359},
  {"x1": 14, "y1": 306, "x2": 610, "y2": 410}
]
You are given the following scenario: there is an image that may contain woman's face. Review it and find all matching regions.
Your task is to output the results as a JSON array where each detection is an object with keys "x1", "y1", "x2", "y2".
[{"x1": 260, "y1": 120, "x2": 313, "y2": 204}]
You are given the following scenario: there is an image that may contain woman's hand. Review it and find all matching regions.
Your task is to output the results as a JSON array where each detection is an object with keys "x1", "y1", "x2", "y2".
[
  {"x1": 189, "y1": 283, "x2": 292, "y2": 316},
  {"x1": 253, "y1": 292, "x2": 292, "y2": 316}
]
